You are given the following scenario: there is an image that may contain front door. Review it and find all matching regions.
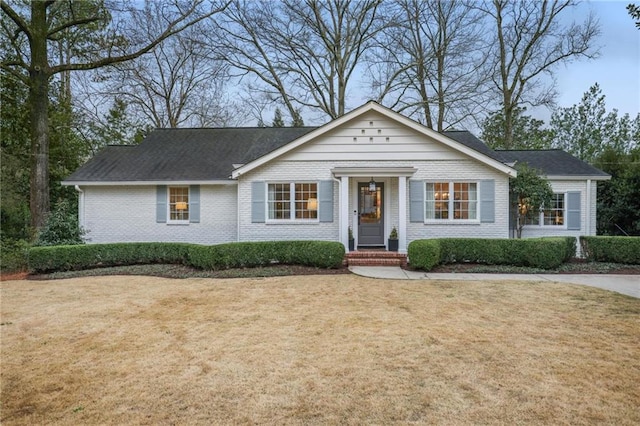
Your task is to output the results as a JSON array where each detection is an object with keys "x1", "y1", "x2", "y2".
[{"x1": 358, "y1": 182, "x2": 384, "y2": 246}]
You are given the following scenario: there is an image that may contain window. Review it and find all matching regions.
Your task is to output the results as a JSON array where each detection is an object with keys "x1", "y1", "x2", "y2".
[
  {"x1": 523, "y1": 193, "x2": 565, "y2": 227},
  {"x1": 268, "y1": 182, "x2": 318, "y2": 220},
  {"x1": 169, "y1": 186, "x2": 189, "y2": 223},
  {"x1": 426, "y1": 182, "x2": 477, "y2": 220}
]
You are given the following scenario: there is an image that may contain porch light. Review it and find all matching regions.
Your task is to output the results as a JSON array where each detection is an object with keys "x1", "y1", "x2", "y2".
[
  {"x1": 175, "y1": 201, "x2": 188, "y2": 211},
  {"x1": 307, "y1": 198, "x2": 318, "y2": 211},
  {"x1": 368, "y1": 178, "x2": 376, "y2": 192}
]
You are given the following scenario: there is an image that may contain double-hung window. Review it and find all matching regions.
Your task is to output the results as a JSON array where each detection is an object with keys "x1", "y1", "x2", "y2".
[
  {"x1": 168, "y1": 186, "x2": 189, "y2": 223},
  {"x1": 268, "y1": 182, "x2": 318, "y2": 221},
  {"x1": 425, "y1": 182, "x2": 477, "y2": 221},
  {"x1": 524, "y1": 193, "x2": 565, "y2": 226}
]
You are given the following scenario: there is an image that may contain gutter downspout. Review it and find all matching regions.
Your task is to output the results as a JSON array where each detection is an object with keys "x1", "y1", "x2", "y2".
[
  {"x1": 74, "y1": 185, "x2": 84, "y2": 228},
  {"x1": 332, "y1": 176, "x2": 343, "y2": 249},
  {"x1": 586, "y1": 179, "x2": 592, "y2": 235}
]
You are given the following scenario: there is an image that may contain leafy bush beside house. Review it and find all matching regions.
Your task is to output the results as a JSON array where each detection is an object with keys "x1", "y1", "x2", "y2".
[
  {"x1": 28, "y1": 241, "x2": 345, "y2": 273},
  {"x1": 408, "y1": 237, "x2": 575, "y2": 271},
  {"x1": 580, "y1": 236, "x2": 640, "y2": 264}
]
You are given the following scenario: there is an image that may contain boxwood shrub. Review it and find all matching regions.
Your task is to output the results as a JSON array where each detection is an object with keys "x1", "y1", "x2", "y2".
[
  {"x1": 408, "y1": 237, "x2": 576, "y2": 271},
  {"x1": 580, "y1": 236, "x2": 640, "y2": 264},
  {"x1": 28, "y1": 240, "x2": 345, "y2": 273}
]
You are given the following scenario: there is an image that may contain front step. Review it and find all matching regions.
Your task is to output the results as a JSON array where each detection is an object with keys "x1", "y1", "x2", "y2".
[{"x1": 345, "y1": 250, "x2": 407, "y2": 267}]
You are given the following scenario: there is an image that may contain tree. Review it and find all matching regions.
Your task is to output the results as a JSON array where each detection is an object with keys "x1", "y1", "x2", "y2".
[
  {"x1": 551, "y1": 83, "x2": 639, "y2": 163},
  {"x1": 291, "y1": 109, "x2": 305, "y2": 127},
  {"x1": 594, "y1": 146, "x2": 640, "y2": 235},
  {"x1": 95, "y1": 23, "x2": 238, "y2": 128},
  {"x1": 369, "y1": 0, "x2": 489, "y2": 131},
  {"x1": 272, "y1": 108, "x2": 285, "y2": 127},
  {"x1": 482, "y1": 107, "x2": 554, "y2": 150},
  {"x1": 510, "y1": 164, "x2": 554, "y2": 238},
  {"x1": 214, "y1": 0, "x2": 384, "y2": 121},
  {"x1": 1, "y1": 0, "x2": 228, "y2": 230},
  {"x1": 628, "y1": 3, "x2": 640, "y2": 28},
  {"x1": 478, "y1": 0, "x2": 599, "y2": 149}
]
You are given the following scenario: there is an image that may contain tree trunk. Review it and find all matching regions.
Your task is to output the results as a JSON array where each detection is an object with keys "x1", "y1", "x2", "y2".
[{"x1": 29, "y1": 1, "x2": 50, "y2": 230}]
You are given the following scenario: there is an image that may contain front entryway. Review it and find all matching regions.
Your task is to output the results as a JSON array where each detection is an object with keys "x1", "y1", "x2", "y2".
[{"x1": 358, "y1": 182, "x2": 384, "y2": 246}]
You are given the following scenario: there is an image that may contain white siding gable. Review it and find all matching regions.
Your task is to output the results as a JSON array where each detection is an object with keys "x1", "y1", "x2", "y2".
[{"x1": 284, "y1": 111, "x2": 469, "y2": 162}]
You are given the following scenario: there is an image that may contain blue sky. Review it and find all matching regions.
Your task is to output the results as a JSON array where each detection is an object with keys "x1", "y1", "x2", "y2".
[{"x1": 551, "y1": 0, "x2": 639, "y2": 117}]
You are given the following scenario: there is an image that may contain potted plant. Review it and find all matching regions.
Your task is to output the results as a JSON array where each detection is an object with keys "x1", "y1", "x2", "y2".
[
  {"x1": 348, "y1": 226, "x2": 355, "y2": 251},
  {"x1": 388, "y1": 226, "x2": 398, "y2": 252}
]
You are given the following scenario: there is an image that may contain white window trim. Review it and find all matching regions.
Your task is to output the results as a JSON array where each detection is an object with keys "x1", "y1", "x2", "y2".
[
  {"x1": 167, "y1": 186, "x2": 190, "y2": 225},
  {"x1": 424, "y1": 180, "x2": 480, "y2": 224},
  {"x1": 523, "y1": 193, "x2": 567, "y2": 228},
  {"x1": 266, "y1": 181, "x2": 320, "y2": 223}
]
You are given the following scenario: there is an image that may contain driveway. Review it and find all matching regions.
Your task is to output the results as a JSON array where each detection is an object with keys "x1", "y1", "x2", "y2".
[{"x1": 349, "y1": 267, "x2": 640, "y2": 298}]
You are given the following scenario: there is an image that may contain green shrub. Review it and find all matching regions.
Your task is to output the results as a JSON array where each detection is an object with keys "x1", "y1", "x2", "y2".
[
  {"x1": 409, "y1": 237, "x2": 573, "y2": 271},
  {"x1": 28, "y1": 242, "x2": 193, "y2": 273},
  {"x1": 187, "y1": 241, "x2": 344, "y2": 270},
  {"x1": 580, "y1": 236, "x2": 640, "y2": 264},
  {"x1": 29, "y1": 240, "x2": 345, "y2": 273},
  {"x1": 1, "y1": 239, "x2": 30, "y2": 273},
  {"x1": 35, "y1": 199, "x2": 85, "y2": 246},
  {"x1": 407, "y1": 239, "x2": 441, "y2": 271}
]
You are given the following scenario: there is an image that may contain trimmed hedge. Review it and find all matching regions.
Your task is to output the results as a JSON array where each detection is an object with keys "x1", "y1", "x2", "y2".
[
  {"x1": 28, "y1": 242, "x2": 193, "y2": 273},
  {"x1": 580, "y1": 236, "x2": 640, "y2": 264},
  {"x1": 28, "y1": 241, "x2": 345, "y2": 273},
  {"x1": 187, "y1": 241, "x2": 345, "y2": 270},
  {"x1": 408, "y1": 237, "x2": 576, "y2": 271}
]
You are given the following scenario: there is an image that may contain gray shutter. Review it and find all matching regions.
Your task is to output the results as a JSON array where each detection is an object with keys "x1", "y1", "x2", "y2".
[
  {"x1": 567, "y1": 191, "x2": 581, "y2": 230},
  {"x1": 156, "y1": 185, "x2": 167, "y2": 223},
  {"x1": 251, "y1": 181, "x2": 266, "y2": 223},
  {"x1": 189, "y1": 185, "x2": 200, "y2": 223},
  {"x1": 409, "y1": 180, "x2": 424, "y2": 222},
  {"x1": 319, "y1": 180, "x2": 334, "y2": 223},
  {"x1": 480, "y1": 180, "x2": 495, "y2": 223}
]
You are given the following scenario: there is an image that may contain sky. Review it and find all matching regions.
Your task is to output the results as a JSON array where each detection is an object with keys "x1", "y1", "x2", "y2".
[{"x1": 544, "y1": 0, "x2": 639, "y2": 119}]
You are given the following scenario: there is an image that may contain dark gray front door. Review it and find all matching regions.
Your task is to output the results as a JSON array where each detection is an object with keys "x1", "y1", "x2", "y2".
[{"x1": 358, "y1": 182, "x2": 384, "y2": 246}]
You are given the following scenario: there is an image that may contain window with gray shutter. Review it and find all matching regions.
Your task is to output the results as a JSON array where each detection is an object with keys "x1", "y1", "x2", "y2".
[
  {"x1": 156, "y1": 185, "x2": 167, "y2": 223},
  {"x1": 409, "y1": 180, "x2": 424, "y2": 222},
  {"x1": 567, "y1": 191, "x2": 581, "y2": 230},
  {"x1": 251, "y1": 181, "x2": 266, "y2": 223},
  {"x1": 480, "y1": 180, "x2": 495, "y2": 223}
]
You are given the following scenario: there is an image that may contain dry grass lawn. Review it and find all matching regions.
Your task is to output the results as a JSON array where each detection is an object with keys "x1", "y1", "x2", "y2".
[{"x1": 1, "y1": 275, "x2": 639, "y2": 425}]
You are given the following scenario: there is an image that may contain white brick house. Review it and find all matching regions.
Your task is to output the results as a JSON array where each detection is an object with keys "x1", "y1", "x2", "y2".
[{"x1": 63, "y1": 101, "x2": 610, "y2": 252}]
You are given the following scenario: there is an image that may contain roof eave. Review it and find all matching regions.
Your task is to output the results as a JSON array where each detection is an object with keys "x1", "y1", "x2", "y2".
[
  {"x1": 545, "y1": 175, "x2": 611, "y2": 181},
  {"x1": 63, "y1": 179, "x2": 237, "y2": 186}
]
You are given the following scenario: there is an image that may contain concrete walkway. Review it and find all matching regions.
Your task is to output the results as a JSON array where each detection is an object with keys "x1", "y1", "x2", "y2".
[{"x1": 348, "y1": 266, "x2": 640, "y2": 298}]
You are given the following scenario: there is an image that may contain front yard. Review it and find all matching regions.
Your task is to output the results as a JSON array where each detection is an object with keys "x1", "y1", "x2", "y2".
[{"x1": 1, "y1": 275, "x2": 639, "y2": 425}]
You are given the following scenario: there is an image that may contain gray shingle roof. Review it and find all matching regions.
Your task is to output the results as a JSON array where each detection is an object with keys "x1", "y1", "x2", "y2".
[
  {"x1": 64, "y1": 126, "x2": 607, "y2": 183},
  {"x1": 498, "y1": 150, "x2": 610, "y2": 177},
  {"x1": 64, "y1": 127, "x2": 316, "y2": 182}
]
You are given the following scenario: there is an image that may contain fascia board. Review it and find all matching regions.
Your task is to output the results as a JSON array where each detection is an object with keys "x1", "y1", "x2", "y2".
[{"x1": 62, "y1": 180, "x2": 238, "y2": 186}]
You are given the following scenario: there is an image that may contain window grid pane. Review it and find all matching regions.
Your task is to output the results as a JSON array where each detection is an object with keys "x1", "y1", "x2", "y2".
[
  {"x1": 295, "y1": 183, "x2": 318, "y2": 219},
  {"x1": 268, "y1": 183, "x2": 291, "y2": 220},
  {"x1": 543, "y1": 194, "x2": 564, "y2": 226},
  {"x1": 453, "y1": 182, "x2": 477, "y2": 220},
  {"x1": 425, "y1": 182, "x2": 449, "y2": 219},
  {"x1": 169, "y1": 187, "x2": 189, "y2": 221}
]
